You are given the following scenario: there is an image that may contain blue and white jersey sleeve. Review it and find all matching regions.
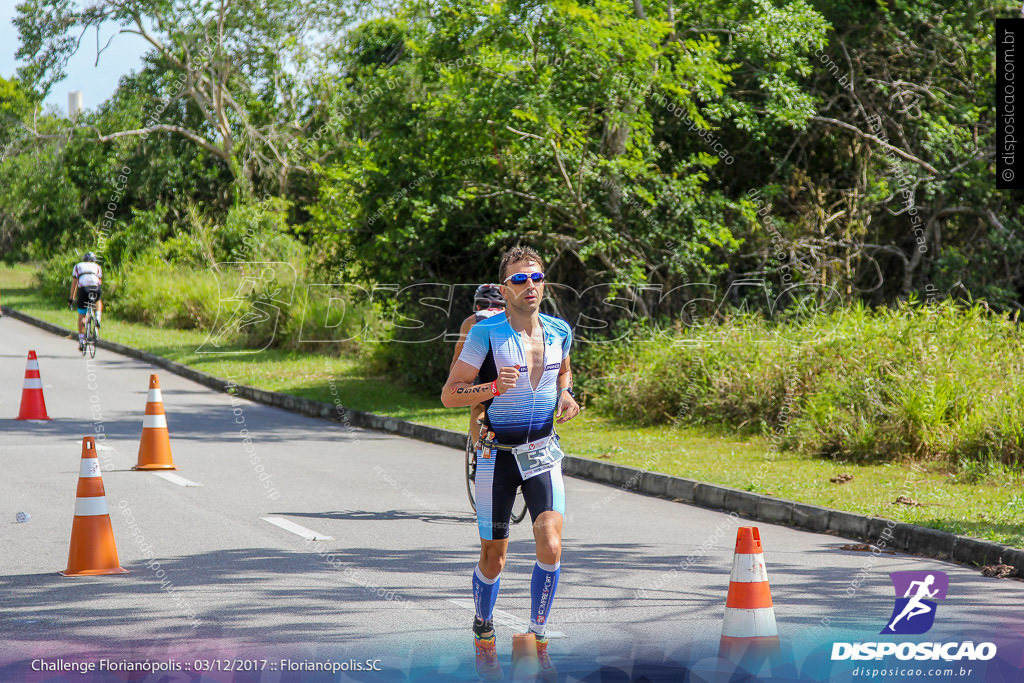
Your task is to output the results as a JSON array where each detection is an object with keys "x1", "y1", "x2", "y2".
[{"x1": 558, "y1": 318, "x2": 572, "y2": 360}]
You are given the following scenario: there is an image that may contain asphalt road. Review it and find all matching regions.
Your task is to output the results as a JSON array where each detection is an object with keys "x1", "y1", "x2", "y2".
[{"x1": 1, "y1": 314, "x2": 1022, "y2": 682}]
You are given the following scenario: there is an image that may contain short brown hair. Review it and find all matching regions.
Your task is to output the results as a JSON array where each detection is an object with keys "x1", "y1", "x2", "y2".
[{"x1": 499, "y1": 245, "x2": 544, "y2": 282}]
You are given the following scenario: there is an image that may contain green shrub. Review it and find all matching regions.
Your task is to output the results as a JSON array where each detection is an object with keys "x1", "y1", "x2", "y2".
[
  {"x1": 113, "y1": 255, "x2": 383, "y2": 355},
  {"x1": 591, "y1": 301, "x2": 1024, "y2": 471},
  {"x1": 104, "y1": 205, "x2": 170, "y2": 267},
  {"x1": 277, "y1": 283, "x2": 380, "y2": 355},
  {"x1": 218, "y1": 198, "x2": 303, "y2": 264},
  {"x1": 34, "y1": 250, "x2": 84, "y2": 303},
  {"x1": 160, "y1": 204, "x2": 218, "y2": 268},
  {"x1": 114, "y1": 255, "x2": 227, "y2": 329},
  {"x1": 160, "y1": 199, "x2": 304, "y2": 268},
  {"x1": 367, "y1": 300, "x2": 453, "y2": 393}
]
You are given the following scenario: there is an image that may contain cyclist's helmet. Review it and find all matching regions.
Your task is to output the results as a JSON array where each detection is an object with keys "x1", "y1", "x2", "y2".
[
  {"x1": 474, "y1": 283, "x2": 505, "y2": 307},
  {"x1": 83, "y1": 252, "x2": 98, "y2": 262}
]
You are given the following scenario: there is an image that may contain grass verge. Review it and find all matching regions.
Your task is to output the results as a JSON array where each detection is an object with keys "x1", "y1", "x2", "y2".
[{"x1": 2, "y1": 263, "x2": 1020, "y2": 549}]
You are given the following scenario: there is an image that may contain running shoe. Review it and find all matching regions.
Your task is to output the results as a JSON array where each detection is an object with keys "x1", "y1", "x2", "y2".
[
  {"x1": 535, "y1": 634, "x2": 557, "y2": 683},
  {"x1": 474, "y1": 619, "x2": 502, "y2": 681}
]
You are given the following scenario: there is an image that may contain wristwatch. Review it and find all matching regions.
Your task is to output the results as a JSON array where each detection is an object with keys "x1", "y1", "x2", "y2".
[{"x1": 560, "y1": 387, "x2": 575, "y2": 399}]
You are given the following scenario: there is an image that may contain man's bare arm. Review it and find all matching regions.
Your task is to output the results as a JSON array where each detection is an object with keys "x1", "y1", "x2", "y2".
[
  {"x1": 442, "y1": 359, "x2": 493, "y2": 407},
  {"x1": 557, "y1": 356, "x2": 573, "y2": 392},
  {"x1": 555, "y1": 356, "x2": 580, "y2": 424}
]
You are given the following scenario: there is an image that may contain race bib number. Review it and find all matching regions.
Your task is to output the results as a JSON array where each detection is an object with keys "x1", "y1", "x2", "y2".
[{"x1": 513, "y1": 437, "x2": 565, "y2": 480}]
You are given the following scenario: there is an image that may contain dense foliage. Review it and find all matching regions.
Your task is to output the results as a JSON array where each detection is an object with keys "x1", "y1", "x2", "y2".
[
  {"x1": 2, "y1": 0, "x2": 1020, "y2": 306},
  {"x1": 1, "y1": 1, "x2": 1022, "y2": 439}
]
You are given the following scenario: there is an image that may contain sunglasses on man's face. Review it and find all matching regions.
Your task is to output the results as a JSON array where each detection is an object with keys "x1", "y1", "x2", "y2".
[{"x1": 503, "y1": 272, "x2": 545, "y2": 285}]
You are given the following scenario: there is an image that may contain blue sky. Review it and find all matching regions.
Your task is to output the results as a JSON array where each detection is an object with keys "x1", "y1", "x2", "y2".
[{"x1": 1, "y1": 3, "x2": 149, "y2": 114}]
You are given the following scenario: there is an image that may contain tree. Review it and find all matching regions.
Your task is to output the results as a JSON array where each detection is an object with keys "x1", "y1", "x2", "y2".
[
  {"x1": 310, "y1": 0, "x2": 829, "y2": 316},
  {"x1": 724, "y1": 0, "x2": 1024, "y2": 309},
  {"x1": 14, "y1": 0, "x2": 354, "y2": 195}
]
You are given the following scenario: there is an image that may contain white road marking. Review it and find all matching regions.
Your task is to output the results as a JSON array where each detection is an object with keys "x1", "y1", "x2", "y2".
[
  {"x1": 446, "y1": 599, "x2": 567, "y2": 639},
  {"x1": 153, "y1": 472, "x2": 203, "y2": 487},
  {"x1": 261, "y1": 516, "x2": 334, "y2": 541}
]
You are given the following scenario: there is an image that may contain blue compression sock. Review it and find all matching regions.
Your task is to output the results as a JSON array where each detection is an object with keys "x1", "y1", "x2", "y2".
[
  {"x1": 530, "y1": 560, "x2": 561, "y2": 635},
  {"x1": 473, "y1": 565, "x2": 500, "y2": 622}
]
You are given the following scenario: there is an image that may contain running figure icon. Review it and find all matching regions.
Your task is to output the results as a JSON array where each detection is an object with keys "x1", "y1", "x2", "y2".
[
  {"x1": 887, "y1": 574, "x2": 938, "y2": 631},
  {"x1": 881, "y1": 571, "x2": 948, "y2": 635}
]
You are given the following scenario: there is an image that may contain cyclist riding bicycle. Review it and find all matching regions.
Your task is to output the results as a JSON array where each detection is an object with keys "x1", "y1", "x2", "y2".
[
  {"x1": 69, "y1": 252, "x2": 103, "y2": 351},
  {"x1": 450, "y1": 284, "x2": 507, "y2": 440}
]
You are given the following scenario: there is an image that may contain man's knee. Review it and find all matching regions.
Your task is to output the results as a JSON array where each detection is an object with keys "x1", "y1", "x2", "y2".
[
  {"x1": 479, "y1": 557, "x2": 505, "y2": 578},
  {"x1": 479, "y1": 543, "x2": 507, "y2": 578},
  {"x1": 533, "y1": 513, "x2": 562, "y2": 562},
  {"x1": 536, "y1": 538, "x2": 561, "y2": 562}
]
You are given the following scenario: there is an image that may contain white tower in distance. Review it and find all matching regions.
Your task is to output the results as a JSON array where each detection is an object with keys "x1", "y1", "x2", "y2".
[{"x1": 68, "y1": 91, "x2": 83, "y2": 119}]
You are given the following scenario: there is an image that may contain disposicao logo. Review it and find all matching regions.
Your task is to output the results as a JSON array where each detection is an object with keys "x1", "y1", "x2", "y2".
[
  {"x1": 882, "y1": 571, "x2": 948, "y2": 635},
  {"x1": 831, "y1": 571, "x2": 997, "y2": 662}
]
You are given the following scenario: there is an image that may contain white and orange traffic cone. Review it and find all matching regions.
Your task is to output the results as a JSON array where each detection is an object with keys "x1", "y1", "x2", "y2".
[
  {"x1": 62, "y1": 436, "x2": 128, "y2": 576},
  {"x1": 134, "y1": 374, "x2": 176, "y2": 470},
  {"x1": 16, "y1": 350, "x2": 50, "y2": 420},
  {"x1": 719, "y1": 526, "x2": 779, "y2": 661}
]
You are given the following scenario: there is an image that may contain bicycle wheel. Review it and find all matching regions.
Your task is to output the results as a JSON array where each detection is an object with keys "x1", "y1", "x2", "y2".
[
  {"x1": 86, "y1": 313, "x2": 97, "y2": 358},
  {"x1": 511, "y1": 491, "x2": 528, "y2": 524},
  {"x1": 465, "y1": 434, "x2": 477, "y2": 512}
]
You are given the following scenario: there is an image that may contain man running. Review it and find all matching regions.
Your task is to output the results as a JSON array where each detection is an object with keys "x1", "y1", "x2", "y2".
[
  {"x1": 442, "y1": 246, "x2": 581, "y2": 681},
  {"x1": 69, "y1": 252, "x2": 103, "y2": 351},
  {"x1": 450, "y1": 283, "x2": 506, "y2": 439}
]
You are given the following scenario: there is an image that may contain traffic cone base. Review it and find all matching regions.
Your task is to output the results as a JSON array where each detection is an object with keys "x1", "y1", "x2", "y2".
[
  {"x1": 134, "y1": 375, "x2": 176, "y2": 470},
  {"x1": 16, "y1": 350, "x2": 50, "y2": 420},
  {"x1": 719, "y1": 635, "x2": 781, "y2": 661},
  {"x1": 63, "y1": 516, "x2": 129, "y2": 576},
  {"x1": 720, "y1": 527, "x2": 779, "y2": 658},
  {"x1": 134, "y1": 427, "x2": 175, "y2": 469},
  {"x1": 722, "y1": 608, "x2": 779, "y2": 638},
  {"x1": 63, "y1": 437, "x2": 128, "y2": 577}
]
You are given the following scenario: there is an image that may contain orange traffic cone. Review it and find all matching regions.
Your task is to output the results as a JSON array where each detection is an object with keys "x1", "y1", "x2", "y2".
[
  {"x1": 511, "y1": 633, "x2": 540, "y2": 680},
  {"x1": 62, "y1": 437, "x2": 128, "y2": 576},
  {"x1": 134, "y1": 374, "x2": 176, "y2": 470},
  {"x1": 16, "y1": 350, "x2": 50, "y2": 420},
  {"x1": 719, "y1": 526, "x2": 779, "y2": 660}
]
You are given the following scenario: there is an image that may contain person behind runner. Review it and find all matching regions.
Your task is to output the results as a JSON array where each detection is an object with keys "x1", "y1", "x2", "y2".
[
  {"x1": 442, "y1": 245, "x2": 581, "y2": 681},
  {"x1": 450, "y1": 284, "x2": 506, "y2": 440},
  {"x1": 69, "y1": 252, "x2": 103, "y2": 350}
]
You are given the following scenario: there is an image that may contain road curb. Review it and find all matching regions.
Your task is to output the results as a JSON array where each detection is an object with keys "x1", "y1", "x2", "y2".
[{"x1": 4, "y1": 304, "x2": 1021, "y2": 573}]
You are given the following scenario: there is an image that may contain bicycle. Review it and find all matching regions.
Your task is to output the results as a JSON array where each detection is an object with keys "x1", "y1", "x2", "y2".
[
  {"x1": 466, "y1": 429, "x2": 528, "y2": 525},
  {"x1": 74, "y1": 299, "x2": 99, "y2": 358}
]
